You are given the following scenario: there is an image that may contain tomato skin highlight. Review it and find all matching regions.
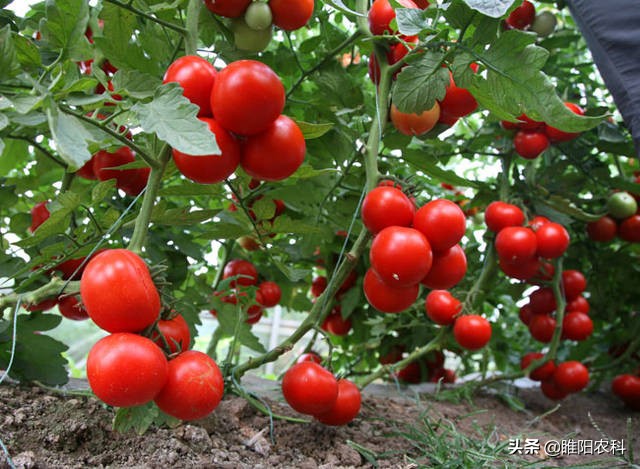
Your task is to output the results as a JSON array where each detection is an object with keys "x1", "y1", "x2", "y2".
[
  {"x1": 282, "y1": 362, "x2": 338, "y2": 415},
  {"x1": 163, "y1": 55, "x2": 217, "y2": 117},
  {"x1": 154, "y1": 351, "x2": 224, "y2": 420},
  {"x1": 80, "y1": 249, "x2": 160, "y2": 333},
  {"x1": 314, "y1": 379, "x2": 361, "y2": 426},
  {"x1": 87, "y1": 333, "x2": 168, "y2": 407}
]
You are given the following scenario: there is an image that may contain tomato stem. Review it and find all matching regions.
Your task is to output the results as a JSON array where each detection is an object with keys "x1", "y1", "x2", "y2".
[{"x1": 184, "y1": 0, "x2": 201, "y2": 56}]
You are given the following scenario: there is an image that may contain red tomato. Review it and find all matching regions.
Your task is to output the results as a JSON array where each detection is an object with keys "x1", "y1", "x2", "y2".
[
  {"x1": 505, "y1": 0, "x2": 535, "y2": 29},
  {"x1": 453, "y1": 315, "x2": 491, "y2": 351},
  {"x1": 425, "y1": 290, "x2": 462, "y2": 326},
  {"x1": 257, "y1": 281, "x2": 281, "y2": 307},
  {"x1": 424, "y1": 350, "x2": 445, "y2": 370},
  {"x1": 612, "y1": 374, "x2": 640, "y2": 410},
  {"x1": 520, "y1": 352, "x2": 556, "y2": 381},
  {"x1": 540, "y1": 378, "x2": 568, "y2": 400},
  {"x1": 566, "y1": 295, "x2": 590, "y2": 314},
  {"x1": 414, "y1": 0, "x2": 430, "y2": 7},
  {"x1": 413, "y1": 199, "x2": 466, "y2": 252},
  {"x1": 554, "y1": 361, "x2": 589, "y2": 393},
  {"x1": 211, "y1": 60, "x2": 285, "y2": 136},
  {"x1": 311, "y1": 276, "x2": 327, "y2": 297},
  {"x1": 369, "y1": 226, "x2": 433, "y2": 288},
  {"x1": 586, "y1": 216, "x2": 617, "y2": 242},
  {"x1": 361, "y1": 186, "x2": 415, "y2": 234},
  {"x1": 528, "y1": 287, "x2": 556, "y2": 315},
  {"x1": 514, "y1": 113, "x2": 545, "y2": 130},
  {"x1": 513, "y1": 131, "x2": 549, "y2": 159},
  {"x1": 528, "y1": 215, "x2": 550, "y2": 231},
  {"x1": 87, "y1": 333, "x2": 168, "y2": 407},
  {"x1": 619, "y1": 214, "x2": 640, "y2": 242},
  {"x1": 499, "y1": 255, "x2": 541, "y2": 281},
  {"x1": 438, "y1": 109, "x2": 459, "y2": 127},
  {"x1": 92, "y1": 146, "x2": 136, "y2": 187},
  {"x1": 420, "y1": 244, "x2": 467, "y2": 290},
  {"x1": 172, "y1": 118, "x2": 240, "y2": 184},
  {"x1": 338, "y1": 269, "x2": 358, "y2": 294},
  {"x1": 363, "y1": 268, "x2": 419, "y2": 313},
  {"x1": 368, "y1": 0, "x2": 417, "y2": 35},
  {"x1": 528, "y1": 314, "x2": 556, "y2": 343},
  {"x1": 117, "y1": 167, "x2": 150, "y2": 196},
  {"x1": 429, "y1": 367, "x2": 456, "y2": 384},
  {"x1": 379, "y1": 345, "x2": 404, "y2": 365},
  {"x1": 561, "y1": 269, "x2": 586, "y2": 301},
  {"x1": 269, "y1": 0, "x2": 314, "y2": 31},
  {"x1": 519, "y1": 304, "x2": 534, "y2": 325},
  {"x1": 58, "y1": 296, "x2": 89, "y2": 321},
  {"x1": 440, "y1": 73, "x2": 477, "y2": 118},
  {"x1": 321, "y1": 307, "x2": 352, "y2": 336},
  {"x1": 368, "y1": 39, "x2": 417, "y2": 84},
  {"x1": 535, "y1": 222, "x2": 570, "y2": 259},
  {"x1": 297, "y1": 352, "x2": 322, "y2": 364},
  {"x1": 203, "y1": 0, "x2": 251, "y2": 18},
  {"x1": 80, "y1": 249, "x2": 161, "y2": 333},
  {"x1": 29, "y1": 201, "x2": 50, "y2": 233},
  {"x1": 562, "y1": 312, "x2": 593, "y2": 341},
  {"x1": 484, "y1": 201, "x2": 524, "y2": 232},
  {"x1": 76, "y1": 157, "x2": 97, "y2": 180},
  {"x1": 223, "y1": 259, "x2": 258, "y2": 287},
  {"x1": 154, "y1": 350, "x2": 224, "y2": 420},
  {"x1": 545, "y1": 102, "x2": 584, "y2": 142},
  {"x1": 163, "y1": 56, "x2": 217, "y2": 117},
  {"x1": 282, "y1": 362, "x2": 338, "y2": 414},
  {"x1": 314, "y1": 379, "x2": 361, "y2": 426},
  {"x1": 396, "y1": 361, "x2": 424, "y2": 383},
  {"x1": 390, "y1": 102, "x2": 441, "y2": 136},
  {"x1": 25, "y1": 298, "x2": 57, "y2": 312},
  {"x1": 151, "y1": 314, "x2": 191, "y2": 354},
  {"x1": 241, "y1": 115, "x2": 306, "y2": 181},
  {"x1": 495, "y1": 226, "x2": 537, "y2": 262}
]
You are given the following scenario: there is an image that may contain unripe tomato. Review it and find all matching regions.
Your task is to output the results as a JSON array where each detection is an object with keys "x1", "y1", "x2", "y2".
[
  {"x1": 232, "y1": 17, "x2": 273, "y2": 52},
  {"x1": 211, "y1": 60, "x2": 285, "y2": 136},
  {"x1": 257, "y1": 281, "x2": 281, "y2": 307},
  {"x1": 314, "y1": 379, "x2": 361, "y2": 426},
  {"x1": 420, "y1": 244, "x2": 467, "y2": 290},
  {"x1": 544, "y1": 102, "x2": 584, "y2": 142},
  {"x1": 586, "y1": 216, "x2": 617, "y2": 242},
  {"x1": 535, "y1": 222, "x2": 570, "y2": 259},
  {"x1": 505, "y1": 0, "x2": 535, "y2": 30},
  {"x1": 151, "y1": 314, "x2": 191, "y2": 354},
  {"x1": 390, "y1": 102, "x2": 441, "y2": 136},
  {"x1": 154, "y1": 351, "x2": 224, "y2": 420},
  {"x1": 245, "y1": 2, "x2": 272, "y2": 30},
  {"x1": 223, "y1": 259, "x2": 258, "y2": 287},
  {"x1": 163, "y1": 55, "x2": 217, "y2": 117},
  {"x1": 484, "y1": 201, "x2": 524, "y2": 232},
  {"x1": 453, "y1": 315, "x2": 491, "y2": 351},
  {"x1": 413, "y1": 199, "x2": 466, "y2": 253},
  {"x1": 531, "y1": 11, "x2": 557, "y2": 37},
  {"x1": 204, "y1": 0, "x2": 251, "y2": 18},
  {"x1": 269, "y1": 0, "x2": 314, "y2": 31},
  {"x1": 513, "y1": 130, "x2": 549, "y2": 159},
  {"x1": 495, "y1": 226, "x2": 538, "y2": 262},
  {"x1": 282, "y1": 362, "x2": 338, "y2": 414},
  {"x1": 425, "y1": 290, "x2": 461, "y2": 326},
  {"x1": 241, "y1": 115, "x2": 306, "y2": 181},
  {"x1": 607, "y1": 192, "x2": 638, "y2": 220},
  {"x1": 361, "y1": 186, "x2": 415, "y2": 234},
  {"x1": 29, "y1": 201, "x2": 50, "y2": 233},
  {"x1": 87, "y1": 333, "x2": 168, "y2": 407},
  {"x1": 554, "y1": 361, "x2": 589, "y2": 393},
  {"x1": 58, "y1": 296, "x2": 89, "y2": 321},
  {"x1": 363, "y1": 268, "x2": 420, "y2": 313}
]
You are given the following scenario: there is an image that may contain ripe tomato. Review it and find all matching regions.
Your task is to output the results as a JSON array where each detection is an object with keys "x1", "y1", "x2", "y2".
[
  {"x1": 25, "y1": 297, "x2": 57, "y2": 312},
  {"x1": 311, "y1": 276, "x2": 327, "y2": 297},
  {"x1": 390, "y1": 102, "x2": 441, "y2": 136},
  {"x1": 297, "y1": 352, "x2": 322, "y2": 364},
  {"x1": 520, "y1": 352, "x2": 556, "y2": 381},
  {"x1": 172, "y1": 118, "x2": 240, "y2": 184},
  {"x1": 163, "y1": 56, "x2": 217, "y2": 117},
  {"x1": 80, "y1": 249, "x2": 161, "y2": 333},
  {"x1": 519, "y1": 304, "x2": 534, "y2": 325},
  {"x1": 440, "y1": 73, "x2": 477, "y2": 118},
  {"x1": 368, "y1": 0, "x2": 417, "y2": 35},
  {"x1": 413, "y1": 199, "x2": 466, "y2": 252},
  {"x1": 321, "y1": 307, "x2": 352, "y2": 336},
  {"x1": 256, "y1": 281, "x2": 281, "y2": 307},
  {"x1": 361, "y1": 186, "x2": 414, "y2": 234},
  {"x1": 495, "y1": 226, "x2": 537, "y2": 262},
  {"x1": 58, "y1": 296, "x2": 89, "y2": 320},
  {"x1": 92, "y1": 146, "x2": 136, "y2": 185},
  {"x1": 528, "y1": 287, "x2": 556, "y2": 315},
  {"x1": 429, "y1": 367, "x2": 456, "y2": 383},
  {"x1": 379, "y1": 345, "x2": 404, "y2": 365},
  {"x1": 535, "y1": 222, "x2": 570, "y2": 258},
  {"x1": 420, "y1": 244, "x2": 467, "y2": 290},
  {"x1": 586, "y1": 216, "x2": 617, "y2": 242},
  {"x1": 151, "y1": 314, "x2": 191, "y2": 354},
  {"x1": 369, "y1": 226, "x2": 433, "y2": 288},
  {"x1": 554, "y1": 361, "x2": 589, "y2": 393},
  {"x1": 453, "y1": 315, "x2": 491, "y2": 351},
  {"x1": 484, "y1": 201, "x2": 524, "y2": 232},
  {"x1": 499, "y1": 255, "x2": 541, "y2": 281},
  {"x1": 619, "y1": 214, "x2": 640, "y2": 242},
  {"x1": 211, "y1": 60, "x2": 285, "y2": 136},
  {"x1": 612, "y1": 374, "x2": 640, "y2": 410},
  {"x1": 314, "y1": 379, "x2": 361, "y2": 426},
  {"x1": 363, "y1": 268, "x2": 419, "y2": 313},
  {"x1": 241, "y1": 115, "x2": 306, "y2": 181},
  {"x1": 396, "y1": 361, "x2": 424, "y2": 383},
  {"x1": 269, "y1": 0, "x2": 314, "y2": 31},
  {"x1": 425, "y1": 290, "x2": 461, "y2": 326},
  {"x1": 87, "y1": 333, "x2": 168, "y2": 407},
  {"x1": 513, "y1": 130, "x2": 549, "y2": 159},
  {"x1": 203, "y1": 0, "x2": 251, "y2": 18},
  {"x1": 561, "y1": 269, "x2": 586, "y2": 301},
  {"x1": 154, "y1": 351, "x2": 224, "y2": 420},
  {"x1": 528, "y1": 215, "x2": 550, "y2": 231},
  {"x1": 562, "y1": 312, "x2": 593, "y2": 341},
  {"x1": 282, "y1": 362, "x2": 338, "y2": 414},
  {"x1": 505, "y1": 0, "x2": 535, "y2": 29},
  {"x1": 528, "y1": 314, "x2": 556, "y2": 343},
  {"x1": 338, "y1": 269, "x2": 358, "y2": 295},
  {"x1": 566, "y1": 295, "x2": 590, "y2": 314},
  {"x1": 414, "y1": 0, "x2": 430, "y2": 7},
  {"x1": 544, "y1": 102, "x2": 584, "y2": 142},
  {"x1": 29, "y1": 201, "x2": 50, "y2": 233},
  {"x1": 76, "y1": 157, "x2": 97, "y2": 180},
  {"x1": 117, "y1": 167, "x2": 150, "y2": 196},
  {"x1": 223, "y1": 259, "x2": 258, "y2": 287},
  {"x1": 607, "y1": 192, "x2": 638, "y2": 219},
  {"x1": 540, "y1": 378, "x2": 568, "y2": 400}
]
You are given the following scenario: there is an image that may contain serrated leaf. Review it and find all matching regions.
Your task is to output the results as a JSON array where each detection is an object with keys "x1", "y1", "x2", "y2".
[
  {"x1": 296, "y1": 121, "x2": 333, "y2": 139},
  {"x1": 251, "y1": 197, "x2": 276, "y2": 221},
  {"x1": 92, "y1": 179, "x2": 116, "y2": 202},
  {"x1": 396, "y1": 8, "x2": 431, "y2": 36},
  {"x1": 39, "y1": 0, "x2": 89, "y2": 55},
  {"x1": 113, "y1": 403, "x2": 159, "y2": 434},
  {"x1": 463, "y1": 0, "x2": 516, "y2": 18},
  {"x1": 112, "y1": 70, "x2": 161, "y2": 99},
  {"x1": 46, "y1": 107, "x2": 93, "y2": 168},
  {"x1": 0, "y1": 26, "x2": 20, "y2": 80},
  {"x1": 131, "y1": 84, "x2": 219, "y2": 155},
  {"x1": 393, "y1": 52, "x2": 450, "y2": 113},
  {"x1": 13, "y1": 32, "x2": 41, "y2": 69},
  {"x1": 215, "y1": 308, "x2": 266, "y2": 353},
  {"x1": 323, "y1": 0, "x2": 365, "y2": 17}
]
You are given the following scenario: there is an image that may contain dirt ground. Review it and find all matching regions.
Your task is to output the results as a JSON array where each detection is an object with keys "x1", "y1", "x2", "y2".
[{"x1": 0, "y1": 377, "x2": 637, "y2": 468}]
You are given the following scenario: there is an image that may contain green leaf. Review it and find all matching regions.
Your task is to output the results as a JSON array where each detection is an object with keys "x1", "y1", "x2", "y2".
[
  {"x1": 216, "y1": 308, "x2": 266, "y2": 353},
  {"x1": 12, "y1": 32, "x2": 42, "y2": 69},
  {"x1": 112, "y1": 70, "x2": 162, "y2": 100},
  {"x1": 131, "y1": 84, "x2": 220, "y2": 155},
  {"x1": 113, "y1": 402, "x2": 180, "y2": 434},
  {"x1": 46, "y1": 106, "x2": 93, "y2": 168},
  {"x1": 39, "y1": 0, "x2": 89, "y2": 56},
  {"x1": 272, "y1": 257, "x2": 310, "y2": 282},
  {"x1": 323, "y1": 0, "x2": 365, "y2": 17},
  {"x1": 463, "y1": 0, "x2": 516, "y2": 18},
  {"x1": 0, "y1": 26, "x2": 20, "y2": 80},
  {"x1": 92, "y1": 179, "x2": 116, "y2": 203},
  {"x1": 251, "y1": 197, "x2": 276, "y2": 221},
  {"x1": 152, "y1": 208, "x2": 219, "y2": 226},
  {"x1": 396, "y1": 8, "x2": 432, "y2": 36},
  {"x1": 296, "y1": 121, "x2": 333, "y2": 139},
  {"x1": 393, "y1": 52, "x2": 450, "y2": 113}
]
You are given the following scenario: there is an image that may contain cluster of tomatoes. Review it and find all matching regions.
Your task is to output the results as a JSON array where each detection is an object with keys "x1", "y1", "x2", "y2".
[
  {"x1": 587, "y1": 188, "x2": 640, "y2": 243},
  {"x1": 163, "y1": 56, "x2": 305, "y2": 184},
  {"x1": 210, "y1": 258, "x2": 282, "y2": 326},
  {"x1": 383, "y1": 347, "x2": 456, "y2": 384},
  {"x1": 77, "y1": 249, "x2": 224, "y2": 420},
  {"x1": 281, "y1": 361, "x2": 361, "y2": 426},
  {"x1": 503, "y1": 1, "x2": 557, "y2": 37},
  {"x1": 203, "y1": 0, "x2": 314, "y2": 52},
  {"x1": 500, "y1": 102, "x2": 585, "y2": 159}
]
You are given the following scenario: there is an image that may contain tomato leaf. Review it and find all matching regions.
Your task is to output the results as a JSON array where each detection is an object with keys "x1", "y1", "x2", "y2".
[
  {"x1": 215, "y1": 308, "x2": 266, "y2": 354},
  {"x1": 46, "y1": 106, "x2": 94, "y2": 169},
  {"x1": 395, "y1": 9, "x2": 433, "y2": 37},
  {"x1": 296, "y1": 121, "x2": 333, "y2": 140},
  {"x1": 111, "y1": 70, "x2": 161, "y2": 100},
  {"x1": 0, "y1": 26, "x2": 21, "y2": 80},
  {"x1": 39, "y1": 0, "x2": 89, "y2": 59},
  {"x1": 462, "y1": 0, "x2": 516, "y2": 18},
  {"x1": 113, "y1": 402, "x2": 180, "y2": 435},
  {"x1": 323, "y1": 0, "x2": 366, "y2": 17},
  {"x1": 393, "y1": 51, "x2": 450, "y2": 113}
]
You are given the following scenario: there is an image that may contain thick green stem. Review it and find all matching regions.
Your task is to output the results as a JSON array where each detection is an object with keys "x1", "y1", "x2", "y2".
[
  {"x1": 545, "y1": 257, "x2": 566, "y2": 360},
  {"x1": 465, "y1": 240, "x2": 498, "y2": 312},
  {"x1": 184, "y1": 0, "x2": 201, "y2": 55},
  {"x1": 0, "y1": 279, "x2": 80, "y2": 312}
]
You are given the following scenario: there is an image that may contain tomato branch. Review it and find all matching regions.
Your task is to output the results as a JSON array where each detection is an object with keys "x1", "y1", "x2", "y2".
[
  {"x1": 103, "y1": 0, "x2": 187, "y2": 35},
  {"x1": 545, "y1": 257, "x2": 566, "y2": 360},
  {"x1": 184, "y1": 0, "x2": 201, "y2": 56},
  {"x1": 0, "y1": 278, "x2": 80, "y2": 313},
  {"x1": 6, "y1": 135, "x2": 66, "y2": 168}
]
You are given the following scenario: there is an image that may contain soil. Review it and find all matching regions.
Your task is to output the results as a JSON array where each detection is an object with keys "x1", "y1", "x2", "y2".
[{"x1": 0, "y1": 377, "x2": 637, "y2": 468}]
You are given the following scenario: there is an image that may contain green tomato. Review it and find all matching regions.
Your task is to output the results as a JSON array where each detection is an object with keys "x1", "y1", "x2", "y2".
[
  {"x1": 232, "y1": 17, "x2": 272, "y2": 52},
  {"x1": 531, "y1": 11, "x2": 557, "y2": 37},
  {"x1": 607, "y1": 191, "x2": 638, "y2": 219},
  {"x1": 244, "y1": 2, "x2": 272, "y2": 31}
]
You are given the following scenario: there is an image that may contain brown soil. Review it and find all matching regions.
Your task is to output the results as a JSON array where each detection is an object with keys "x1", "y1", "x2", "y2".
[{"x1": 0, "y1": 378, "x2": 637, "y2": 468}]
